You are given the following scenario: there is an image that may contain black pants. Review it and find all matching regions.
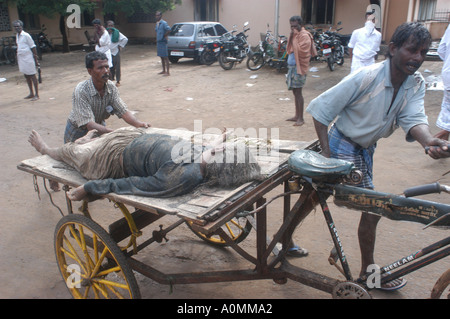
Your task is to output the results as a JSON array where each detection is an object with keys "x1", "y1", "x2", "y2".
[{"x1": 111, "y1": 53, "x2": 121, "y2": 82}]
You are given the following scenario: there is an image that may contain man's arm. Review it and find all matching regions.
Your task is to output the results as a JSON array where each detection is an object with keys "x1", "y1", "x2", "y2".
[
  {"x1": 313, "y1": 118, "x2": 331, "y2": 158},
  {"x1": 86, "y1": 121, "x2": 113, "y2": 134},
  {"x1": 121, "y1": 110, "x2": 150, "y2": 129}
]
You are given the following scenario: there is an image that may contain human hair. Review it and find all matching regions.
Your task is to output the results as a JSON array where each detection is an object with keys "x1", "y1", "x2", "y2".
[
  {"x1": 85, "y1": 51, "x2": 108, "y2": 69},
  {"x1": 290, "y1": 15, "x2": 303, "y2": 26},
  {"x1": 204, "y1": 144, "x2": 264, "y2": 187},
  {"x1": 12, "y1": 20, "x2": 23, "y2": 27},
  {"x1": 91, "y1": 18, "x2": 102, "y2": 25},
  {"x1": 386, "y1": 22, "x2": 431, "y2": 59}
]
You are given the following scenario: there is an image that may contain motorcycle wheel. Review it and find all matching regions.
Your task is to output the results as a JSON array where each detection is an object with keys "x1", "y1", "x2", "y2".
[
  {"x1": 246, "y1": 52, "x2": 265, "y2": 71},
  {"x1": 336, "y1": 46, "x2": 344, "y2": 66},
  {"x1": 200, "y1": 49, "x2": 217, "y2": 66},
  {"x1": 218, "y1": 51, "x2": 235, "y2": 70},
  {"x1": 327, "y1": 56, "x2": 335, "y2": 71},
  {"x1": 3, "y1": 47, "x2": 16, "y2": 65}
]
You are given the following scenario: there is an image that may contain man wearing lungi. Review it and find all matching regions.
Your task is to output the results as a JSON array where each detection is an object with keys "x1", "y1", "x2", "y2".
[
  {"x1": 285, "y1": 16, "x2": 315, "y2": 127},
  {"x1": 155, "y1": 11, "x2": 171, "y2": 76},
  {"x1": 13, "y1": 20, "x2": 39, "y2": 101},
  {"x1": 307, "y1": 22, "x2": 450, "y2": 290}
]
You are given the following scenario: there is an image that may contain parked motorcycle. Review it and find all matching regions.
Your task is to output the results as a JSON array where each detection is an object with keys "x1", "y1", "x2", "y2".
[
  {"x1": 32, "y1": 25, "x2": 54, "y2": 60},
  {"x1": 246, "y1": 25, "x2": 287, "y2": 72},
  {"x1": 321, "y1": 30, "x2": 344, "y2": 71},
  {"x1": 218, "y1": 22, "x2": 251, "y2": 70},
  {"x1": 199, "y1": 30, "x2": 234, "y2": 65}
]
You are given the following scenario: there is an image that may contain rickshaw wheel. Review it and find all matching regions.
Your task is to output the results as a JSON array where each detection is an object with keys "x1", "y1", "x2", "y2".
[
  {"x1": 431, "y1": 268, "x2": 450, "y2": 299},
  {"x1": 54, "y1": 214, "x2": 141, "y2": 299},
  {"x1": 186, "y1": 216, "x2": 252, "y2": 247}
]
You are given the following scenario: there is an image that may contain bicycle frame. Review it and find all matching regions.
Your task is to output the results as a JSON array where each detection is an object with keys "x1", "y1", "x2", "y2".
[{"x1": 303, "y1": 178, "x2": 450, "y2": 290}]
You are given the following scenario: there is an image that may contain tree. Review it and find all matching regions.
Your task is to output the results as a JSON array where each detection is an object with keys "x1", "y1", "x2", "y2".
[
  {"x1": 7, "y1": 0, "x2": 181, "y2": 52},
  {"x1": 9, "y1": 0, "x2": 96, "y2": 52},
  {"x1": 102, "y1": 0, "x2": 181, "y2": 17}
]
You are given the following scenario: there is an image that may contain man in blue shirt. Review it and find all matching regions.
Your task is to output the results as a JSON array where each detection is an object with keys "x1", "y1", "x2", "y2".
[
  {"x1": 155, "y1": 11, "x2": 171, "y2": 76},
  {"x1": 307, "y1": 22, "x2": 450, "y2": 290}
]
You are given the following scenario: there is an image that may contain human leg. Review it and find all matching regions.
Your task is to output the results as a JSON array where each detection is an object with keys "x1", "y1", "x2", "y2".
[
  {"x1": 285, "y1": 67, "x2": 305, "y2": 125},
  {"x1": 358, "y1": 211, "x2": 381, "y2": 275},
  {"x1": 28, "y1": 130, "x2": 63, "y2": 161},
  {"x1": 30, "y1": 74, "x2": 39, "y2": 100},
  {"x1": 24, "y1": 75, "x2": 34, "y2": 98},
  {"x1": 292, "y1": 87, "x2": 304, "y2": 126}
]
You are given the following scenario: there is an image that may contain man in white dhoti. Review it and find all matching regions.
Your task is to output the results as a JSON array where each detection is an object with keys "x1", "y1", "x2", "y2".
[
  {"x1": 13, "y1": 20, "x2": 39, "y2": 101},
  {"x1": 92, "y1": 19, "x2": 113, "y2": 68}
]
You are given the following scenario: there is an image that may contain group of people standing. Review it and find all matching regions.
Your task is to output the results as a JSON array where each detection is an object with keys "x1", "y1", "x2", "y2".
[
  {"x1": 11, "y1": 17, "x2": 129, "y2": 103},
  {"x1": 91, "y1": 19, "x2": 129, "y2": 87}
]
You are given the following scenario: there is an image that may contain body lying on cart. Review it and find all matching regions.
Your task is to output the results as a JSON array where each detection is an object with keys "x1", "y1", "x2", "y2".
[{"x1": 17, "y1": 127, "x2": 449, "y2": 299}]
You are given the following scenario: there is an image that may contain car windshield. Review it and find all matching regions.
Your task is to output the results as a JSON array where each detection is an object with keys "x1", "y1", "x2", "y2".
[
  {"x1": 170, "y1": 24, "x2": 194, "y2": 37},
  {"x1": 214, "y1": 24, "x2": 227, "y2": 36},
  {"x1": 198, "y1": 25, "x2": 216, "y2": 37}
]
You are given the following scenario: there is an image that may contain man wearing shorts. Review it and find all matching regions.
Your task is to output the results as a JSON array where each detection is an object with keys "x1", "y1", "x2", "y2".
[
  {"x1": 155, "y1": 11, "x2": 171, "y2": 76},
  {"x1": 307, "y1": 22, "x2": 450, "y2": 290},
  {"x1": 285, "y1": 16, "x2": 314, "y2": 127}
]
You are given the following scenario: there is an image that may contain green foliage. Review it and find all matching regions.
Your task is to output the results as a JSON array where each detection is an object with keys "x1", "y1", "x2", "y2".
[
  {"x1": 11, "y1": 0, "x2": 96, "y2": 17},
  {"x1": 103, "y1": 0, "x2": 182, "y2": 17},
  {"x1": 4, "y1": 0, "x2": 181, "y2": 17}
]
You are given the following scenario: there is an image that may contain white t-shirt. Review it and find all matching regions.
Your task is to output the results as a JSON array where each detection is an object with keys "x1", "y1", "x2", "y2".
[{"x1": 348, "y1": 23, "x2": 381, "y2": 62}]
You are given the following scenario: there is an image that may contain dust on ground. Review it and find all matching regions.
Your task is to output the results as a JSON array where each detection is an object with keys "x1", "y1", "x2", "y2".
[{"x1": 0, "y1": 45, "x2": 448, "y2": 299}]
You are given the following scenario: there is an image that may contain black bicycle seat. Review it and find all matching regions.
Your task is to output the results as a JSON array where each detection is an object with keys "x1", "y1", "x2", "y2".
[{"x1": 288, "y1": 150, "x2": 355, "y2": 178}]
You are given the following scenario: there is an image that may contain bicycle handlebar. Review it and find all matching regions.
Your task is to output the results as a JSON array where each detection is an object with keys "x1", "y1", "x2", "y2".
[{"x1": 403, "y1": 182, "x2": 450, "y2": 197}]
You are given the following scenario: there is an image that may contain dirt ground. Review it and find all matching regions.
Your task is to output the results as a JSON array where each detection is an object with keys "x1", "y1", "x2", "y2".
[{"x1": 0, "y1": 44, "x2": 448, "y2": 300}]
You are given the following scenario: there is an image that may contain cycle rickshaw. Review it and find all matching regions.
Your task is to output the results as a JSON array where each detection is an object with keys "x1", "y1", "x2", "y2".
[{"x1": 17, "y1": 128, "x2": 449, "y2": 299}]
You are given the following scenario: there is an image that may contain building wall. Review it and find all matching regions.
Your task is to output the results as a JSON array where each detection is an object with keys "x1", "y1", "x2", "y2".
[
  {"x1": 1, "y1": 0, "x2": 448, "y2": 48},
  {"x1": 219, "y1": 0, "x2": 302, "y2": 47}
]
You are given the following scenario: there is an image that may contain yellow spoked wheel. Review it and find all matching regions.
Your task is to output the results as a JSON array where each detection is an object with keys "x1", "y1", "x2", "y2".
[
  {"x1": 186, "y1": 216, "x2": 252, "y2": 247},
  {"x1": 54, "y1": 214, "x2": 141, "y2": 299}
]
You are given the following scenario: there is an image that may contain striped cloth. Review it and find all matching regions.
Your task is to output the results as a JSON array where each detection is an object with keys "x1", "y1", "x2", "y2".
[{"x1": 328, "y1": 124, "x2": 376, "y2": 189}]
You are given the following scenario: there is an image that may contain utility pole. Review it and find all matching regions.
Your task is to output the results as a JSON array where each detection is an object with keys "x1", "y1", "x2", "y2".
[{"x1": 274, "y1": 0, "x2": 280, "y2": 39}]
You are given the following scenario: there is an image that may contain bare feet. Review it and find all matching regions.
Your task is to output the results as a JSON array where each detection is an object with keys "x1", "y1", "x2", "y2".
[
  {"x1": 28, "y1": 130, "x2": 48, "y2": 155},
  {"x1": 67, "y1": 185, "x2": 88, "y2": 201},
  {"x1": 24, "y1": 94, "x2": 34, "y2": 99},
  {"x1": 286, "y1": 117, "x2": 305, "y2": 126},
  {"x1": 30, "y1": 96, "x2": 39, "y2": 101}
]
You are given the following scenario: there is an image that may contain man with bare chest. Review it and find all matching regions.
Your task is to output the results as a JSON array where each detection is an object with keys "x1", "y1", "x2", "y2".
[{"x1": 306, "y1": 22, "x2": 450, "y2": 290}]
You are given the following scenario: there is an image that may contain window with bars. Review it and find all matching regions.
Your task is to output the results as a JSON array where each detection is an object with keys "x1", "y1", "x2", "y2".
[
  {"x1": 0, "y1": 2, "x2": 11, "y2": 31},
  {"x1": 302, "y1": 0, "x2": 335, "y2": 25}
]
